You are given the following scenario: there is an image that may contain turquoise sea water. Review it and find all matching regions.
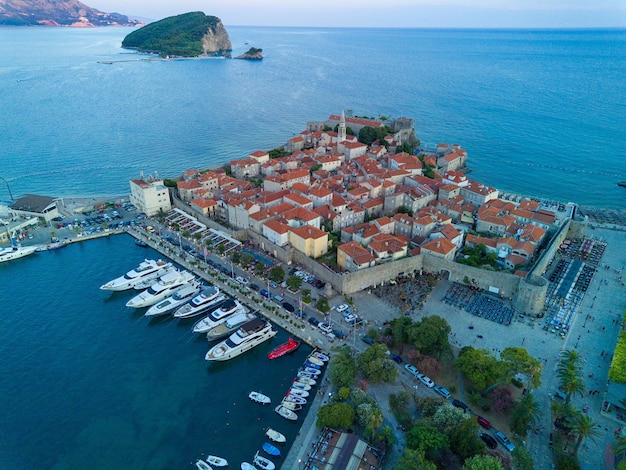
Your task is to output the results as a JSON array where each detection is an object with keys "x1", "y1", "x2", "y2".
[
  {"x1": 0, "y1": 235, "x2": 312, "y2": 469},
  {"x1": 1, "y1": 27, "x2": 625, "y2": 208}
]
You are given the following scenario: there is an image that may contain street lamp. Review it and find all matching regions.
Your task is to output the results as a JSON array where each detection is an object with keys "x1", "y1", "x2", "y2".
[{"x1": 298, "y1": 458, "x2": 302, "y2": 470}]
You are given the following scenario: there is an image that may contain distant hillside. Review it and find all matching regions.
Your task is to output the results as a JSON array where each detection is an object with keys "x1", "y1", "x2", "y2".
[
  {"x1": 0, "y1": 0, "x2": 140, "y2": 26},
  {"x1": 121, "y1": 12, "x2": 232, "y2": 58}
]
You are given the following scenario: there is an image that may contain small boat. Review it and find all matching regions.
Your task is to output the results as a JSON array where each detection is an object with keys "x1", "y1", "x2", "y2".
[
  {"x1": 279, "y1": 400, "x2": 302, "y2": 411},
  {"x1": 306, "y1": 355, "x2": 324, "y2": 366},
  {"x1": 249, "y1": 391, "x2": 271, "y2": 405},
  {"x1": 206, "y1": 455, "x2": 228, "y2": 467},
  {"x1": 304, "y1": 361, "x2": 321, "y2": 370},
  {"x1": 265, "y1": 428, "x2": 286, "y2": 444},
  {"x1": 618, "y1": 181, "x2": 626, "y2": 188},
  {"x1": 47, "y1": 240, "x2": 67, "y2": 250},
  {"x1": 283, "y1": 394, "x2": 306, "y2": 405},
  {"x1": 135, "y1": 239, "x2": 148, "y2": 247},
  {"x1": 291, "y1": 381, "x2": 311, "y2": 391},
  {"x1": 299, "y1": 367, "x2": 320, "y2": 376},
  {"x1": 297, "y1": 370, "x2": 317, "y2": 380},
  {"x1": 262, "y1": 442, "x2": 280, "y2": 457},
  {"x1": 267, "y1": 337, "x2": 301, "y2": 360},
  {"x1": 195, "y1": 459, "x2": 213, "y2": 470},
  {"x1": 296, "y1": 376, "x2": 316, "y2": 386},
  {"x1": 289, "y1": 388, "x2": 309, "y2": 398},
  {"x1": 274, "y1": 405, "x2": 297, "y2": 421},
  {"x1": 241, "y1": 463, "x2": 256, "y2": 470},
  {"x1": 254, "y1": 451, "x2": 275, "y2": 470},
  {"x1": 310, "y1": 351, "x2": 329, "y2": 362}
]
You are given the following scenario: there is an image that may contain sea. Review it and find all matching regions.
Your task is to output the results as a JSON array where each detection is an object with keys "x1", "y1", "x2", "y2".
[{"x1": 1, "y1": 26, "x2": 625, "y2": 470}]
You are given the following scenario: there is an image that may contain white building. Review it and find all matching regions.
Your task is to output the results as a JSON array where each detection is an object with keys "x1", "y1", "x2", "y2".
[{"x1": 129, "y1": 176, "x2": 171, "y2": 217}]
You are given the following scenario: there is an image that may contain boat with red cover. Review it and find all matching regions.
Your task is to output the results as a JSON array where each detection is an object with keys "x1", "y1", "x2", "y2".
[{"x1": 267, "y1": 337, "x2": 301, "y2": 360}]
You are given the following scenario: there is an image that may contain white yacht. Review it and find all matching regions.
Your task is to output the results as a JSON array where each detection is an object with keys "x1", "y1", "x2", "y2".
[
  {"x1": 173, "y1": 286, "x2": 224, "y2": 319},
  {"x1": 192, "y1": 299, "x2": 246, "y2": 334},
  {"x1": 0, "y1": 243, "x2": 37, "y2": 263},
  {"x1": 205, "y1": 311, "x2": 257, "y2": 341},
  {"x1": 144, "y1": 283, "x2": 201, "y2": 317},
  {"x1": 205, "y1": 319, "x2": 276, "y2": 361},
  {"x1": 100, "y1": 259, "x2": 172, "y2": 291},
  {"x1": 126, "y1": 270, "x2": 196, "y2": 308},
  {"x1": 132, "y1": 266, "x2": 178, "y2": 290}
]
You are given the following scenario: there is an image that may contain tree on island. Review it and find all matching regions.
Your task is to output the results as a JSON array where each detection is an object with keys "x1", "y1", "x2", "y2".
[
  {"x1": 316, "y1": 402, "x2": 355, "y2": 429},
  {"x1": 268, "y1": 266, "x2": 285, "y2": 283},
  {"x1": 286, "y1": 274, "x2": 302, "y2": 291}
]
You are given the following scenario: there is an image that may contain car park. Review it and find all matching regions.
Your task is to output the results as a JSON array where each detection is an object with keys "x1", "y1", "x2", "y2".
[
  {"x1": 318, "y1": 322, "x2": 333, "y2": 334},
  {"x1": 417, "y1": 374, "x2": 434, "y2": 388},
  {"x1": 282, "y1": 302, "x2": 295, "y2": 313},
  {"x1": 452, "y1": 399, "x2": 470, "y2": 413},
  {"x1": 476, "y1": 416, "x2": 491, "y2": 429},
  {"x1": 404, "y1": 364, "x2": 419, "y2": 377},
  {"x1": 494, "y1": 431, "x2": 515, "y2": 452},
  {"x1": 434, "y1": 385, "x2": 451, "y2": 399},
  {"x1": 480, "y1": 433, "x2": 497, "y2": 449}
]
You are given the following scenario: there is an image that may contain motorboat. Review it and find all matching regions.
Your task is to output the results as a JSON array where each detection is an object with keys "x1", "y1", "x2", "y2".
[
  {"x1": 297, "y1": 371, "x2": 317, "y2": 380},
  {"x1": 0, "y1": 243, "x2": 37, "y2": 263},
  {"x1": 304, "y1": 361, "x2": 321, "y2": 370},
  {"x1": 205, "y1": 455, "x2": 228, "y2": 467},
  {"x1": 205, "y1": 319, "x2": 277, "y2": 361},
  {"x1": 100, "y1": 259, "x2": 172, "y2": 291},
  {"x1": 279, "y1": 400, "x2": 302, "y2": 411},
  {"x1": 310, "y1": 351, "x2": 330, "y2": 362},
  {"x1": 301, "y1": 367, "x2": 321, "y2": 375},
  {"x1": 306, "y1": 355, "x2": 324, "y2": 366},
  {"x1": 193, "y1": 299, "x2": 245, "y2": 333},
  {"x1": 265, "y1": 428, "x2": 286, "y2": 444},
  {"x1": 274, "y1": 405, "x2": 297, "y2": 421},
  {"x1": 206, "y1": 311, "x2": 257, "y2": 341},
  {"x1": 289, "y1": 388, "x2": 309, "y2": 398},
  {"x1": 195, "y1": 459, "x2": 212, "y2": 470},
  {"x1": 253, "y1": 451, "x2": 275, "y2": 470},
  {"x1": 283, "y1": 394, "x2": 306, "y2": 405},
  {"x1": 249, "y1": 391, "x2": 271, "y2": 405},
  {"x1": 291, "y1": 381, "x2": 311, "y2": 391},
  {"x1": 126, "y1": 270, "x2": 195, "y2": 308},
  {"x1": 135, "y1": 239, "x2": 148, "y2": 247},
  {"x1": 132, "y1": 266, "x2": 178, "y2": 290},
  {"x1": 296, "y1": 376, "x2": 316, "y2": 386},
  {"x1": 262, "y1": 443, "x2": 280, "y2": 457},
  {"x1": 144, "y1": 283, "x2": 201, "y2": 316},
  {"x1": 241, "y1": 463, "x2": 256, "y2": 470},
  {"x1": 267, "y1": 337, "x2": 301, "y2": 360},
  {"x1": 173, "y1": 286, "x2": 224, "y2": 319}
]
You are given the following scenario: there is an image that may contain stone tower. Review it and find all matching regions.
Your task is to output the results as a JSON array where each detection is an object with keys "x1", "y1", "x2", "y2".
[{"x1": 338, "y1": 110, "x2": 347, "y2": 144}]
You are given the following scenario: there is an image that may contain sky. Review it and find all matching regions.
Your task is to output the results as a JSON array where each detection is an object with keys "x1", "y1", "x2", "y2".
[{"x1": 91, "y1": 0, "x2": 626, "y2": 28}]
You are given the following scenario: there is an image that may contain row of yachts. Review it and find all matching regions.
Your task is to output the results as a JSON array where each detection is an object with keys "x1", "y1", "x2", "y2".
[{"x1": 100, "y1": 259, "x2": 277, "y2": 362}]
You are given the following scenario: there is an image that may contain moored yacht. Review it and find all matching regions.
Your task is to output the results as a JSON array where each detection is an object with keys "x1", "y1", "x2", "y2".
[
  {"x1": 173, "y1": 286, "x2": 224, "y2": 319},
  {"x1": 0, "y1": 243, "x2": 37, "y2": 263},
  {"x1": 205, "y1": 311, "x2": 257, "y2": 341},
  {"x1": 192, "y1": 299, "x2": 246, "y2": 334},
  {"x1": 205, "y1": 319, "x2": 276, "y2": 361},
  {"x1": 144, "y1": 283, "x2": 201, "y2": 316},
  {"x1": 132, "y1": 266, "x2": 178, "y2": 290},
  {"x1": 100, "y1": 259, "x2": 172, "y2": 291},
  {"x1": 126, "y1": 270, "x2": 195, "y2": 308}
]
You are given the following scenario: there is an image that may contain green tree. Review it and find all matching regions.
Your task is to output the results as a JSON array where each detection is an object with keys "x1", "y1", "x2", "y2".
[
  {"x1": 406, "y1": 425, "x2": 449, "y2": 460},
  {"x1": 328, "y1": 347, "x2": 357, "y2": 388},
  {"x1": 254, "y1": 261, "x2": 265, "y2": 275},
  {"x1": 456, "y1": 347, "x2": 504, "y2": 390},
  {"x1": 316, "y1": 297, "x2": 330, "y2": 314},
  {"x1": 356, "y1": 402, "x2": 373, "y2": 428},
  {"x1": 390, "y1": 316, "x2": 414, "y2": 344},
  {"x1": 357, "y1": 343, "x2": 399, "y2": 383},
  {"x1": 511, "y1": 393, "x2": 543, "y2": 437},
  {"x1": 557, "y1": 357, "x2": 585, "y2": 404},
  {"x1": 449, "y1": 418, "x2": 485, "y2": 460},
  {"x1": 501, "y1": 347, "x2": 543, "y2": 389},
  {"x1": 393, "y1": 448, "x2": 437, "y2": 470},
  {"x1": 511, "y1": 446, "x2": 534, "y2": 470},
  {"x1": 316, "y1": 402, "x2": 355, "y2": 429},
  {"x1": 286, "y1": 274, "x2": 302, "y2": 291},
  {"x1": 462, "y1": 455, "x2": 504, "y2": 470},
  {"x1": 368, "y1": 407, "x2": 384, "y2": 442},
  {"x1": 415, "y1": 397, "x2": 446, "y2": 418},
  {"x1": 375, "y1": 425, "x2": 396, "y2": 448},
  {"x1": 407, "y1": 315, "x2": 451, "y2": 356},
  {"x1": 568, "y1": 411, "x2": 601, "y2": 456},
  {"x1": 431, "y1": 403, "x2": 470, "y2": 434},
  {"x1": 230, "y1": 250, "x2": 241, "y2": 264},
  {"x1": 269, "y1": 266, "x2": 285, "y2": 283},
  {"x1": 301, "y1": 288, "x2": 311, "y2": 303},
  {"x1": 240, "y1": 253, "x2": 254, "y2": 266},
  {"x1": 613, "y1": 434, "x2": 626, "y2": 459}
]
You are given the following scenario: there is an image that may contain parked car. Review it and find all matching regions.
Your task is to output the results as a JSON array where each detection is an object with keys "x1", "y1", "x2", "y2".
[
  {"x1": 269, "y1": 281, "x2": 278, "y2": 289},
  {"x1": 361, "y1": 336, "x2": 375, "y2": 346},
  {"x1": 452, "y1": 399, "x2": 470, "y2": 413},
  {"x1": 494, "y1": 431, "x2": 515, "y2": 452},
  {"x1": 344, "y1": 313, "x2": 359, "y2": 324},
  {"x1": 417, "y1": 374, "x2": 434, "y2": 388},
  {"x1": 404, "y1": 364, "x2": 419, "y2": 377},
  {"x1": 318, "y1": 322, "x2": 333, "y2": 334},
  {"x1": 235, "y1": 276, "x2": 249, "y2": 285},
  {"x1": 434, "y1": 385, "x2": 451, "y2": 399},
  {"x1": 249, "y1": 283, "x2": 260, "y2": 291},
  {"x1": 307, "y1": 317, "x2": 320, "y2": 327},
  {"x1": 272, "y1": 294, "x2": 284, "y2": 303},
  {"x1": 332, "y1": 329, "x2": 347, "y2": 340},
  {"x1": 260, "y1": 289, "x2": 271, "y2": 299},
  {"x1": 282, "y1": 302, "x2": 295, "y2": 313},
  {"x1": 387, "y1": 352, "x2": 403, "y2": 364},
  {"x1": 336, "y1": 304, "x2": 349, "y2": 313},
  {"x1": 480, "y1": 433, "x2": 497, "y2": 449},
  {"x1": 476, "y1": 416, "x2": 491, "y2": 429}
]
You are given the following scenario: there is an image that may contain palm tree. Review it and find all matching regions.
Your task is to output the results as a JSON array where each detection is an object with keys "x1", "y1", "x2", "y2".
[
  {"x1": 568, "y1": 412, "x2": 601, "y2": 456},
  {"x1": 557, "y1": 363, "x2": 585, "y2": 404},
  {"x1": 612, "y1": 434, "x2": 626, "y2": 459},
  {"x1": 511, "y1": 393, "x2": 543, "y2": 436},
  {"x1": 369, "y1": 408, "x2": 383, "y2": 443}
]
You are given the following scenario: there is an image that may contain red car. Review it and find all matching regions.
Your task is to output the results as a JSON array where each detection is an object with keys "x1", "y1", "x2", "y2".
[{"x1": 477, "y1": 416, "x2": 491, "y2": 429}]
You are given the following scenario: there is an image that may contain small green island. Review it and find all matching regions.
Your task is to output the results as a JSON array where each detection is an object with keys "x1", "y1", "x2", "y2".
[{"x1": 121, "y1": 12, "x2": 233, "y2": 58}]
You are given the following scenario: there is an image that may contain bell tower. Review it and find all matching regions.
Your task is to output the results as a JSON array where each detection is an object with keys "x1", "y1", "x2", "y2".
[{"x1": 338, "y1": 110, "x2": 347, "y2": 144}]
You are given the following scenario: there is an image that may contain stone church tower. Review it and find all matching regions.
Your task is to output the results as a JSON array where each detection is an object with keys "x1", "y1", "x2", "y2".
[{"x1": 338, "y1": 110, "x2": 347, "y2": 144}]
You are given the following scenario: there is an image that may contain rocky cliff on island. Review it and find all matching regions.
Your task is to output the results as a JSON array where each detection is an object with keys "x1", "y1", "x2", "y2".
[
  {"x1": 122, "y1": 12, "x2": 232, "y2": 58},
  {"x1": 235, "y1": 47, "x2": 263, "y2": 60},
  {"x1": 0, "y1": 0, "x2": 140, "y2": 26}
]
